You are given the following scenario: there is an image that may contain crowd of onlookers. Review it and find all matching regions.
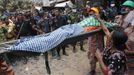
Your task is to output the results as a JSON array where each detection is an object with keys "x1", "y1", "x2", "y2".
[
  {"x1": 0, "y1": 7, "x2": 84, "y2": 41},
  {"x1": 0, "y1": 9, "x2": 67, "y2": 41},
  {"x1": 0, "y1": 0, "x2": 125, "y2": 42}
]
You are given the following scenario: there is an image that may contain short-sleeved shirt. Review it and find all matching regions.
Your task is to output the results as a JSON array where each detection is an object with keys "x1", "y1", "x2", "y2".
[
  {"x1": 103, "y1": 48, "x2": 127, "y2": 75},
  {"x1": 38, "y1": 18, "x2": 50, "y2": 33},
  {"x1": 68, "y1": 12, "x2": 80, "y2": 23}
]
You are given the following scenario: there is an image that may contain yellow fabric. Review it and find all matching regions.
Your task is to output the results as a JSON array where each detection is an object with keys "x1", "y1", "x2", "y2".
[
  {"x1": 7, "y1": 23, "x2": 15, "y2": 33},
  {"x1": 0, "y1": 23, "x2": 15, "y2": 40},
  {"x1": 5, "y1": 23, "x2": 15, "y2": 39}
]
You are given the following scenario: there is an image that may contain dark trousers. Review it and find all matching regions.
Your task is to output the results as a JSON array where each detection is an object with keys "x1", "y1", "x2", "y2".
[
  {"x1": 51, "y1": 46, "x2": 67, "y2": 58},
  {"x1": 72, "y1": 40, "x2": 84, "y2": 52}
]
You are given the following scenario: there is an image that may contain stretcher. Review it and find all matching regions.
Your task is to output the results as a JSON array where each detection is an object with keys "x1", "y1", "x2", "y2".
[{"x1": 0, "y1": 29, "x2": 103, "y2": 74}]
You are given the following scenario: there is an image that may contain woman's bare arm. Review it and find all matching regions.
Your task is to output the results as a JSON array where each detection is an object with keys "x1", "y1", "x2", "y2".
[
  {"x1": 95, "y1": 49, "x2": 111, "y2": 75},
  {"x1": 96, "y1": 15, "x2": 111, "y2": 46}
]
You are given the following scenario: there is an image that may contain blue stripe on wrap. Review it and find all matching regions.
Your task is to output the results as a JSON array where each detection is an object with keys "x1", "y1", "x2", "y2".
[{"x1": 6, "y1": 24, "x2": 84, "y2": 52}]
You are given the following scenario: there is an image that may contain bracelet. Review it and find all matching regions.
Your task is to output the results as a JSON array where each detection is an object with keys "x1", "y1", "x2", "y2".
[{"x1": 103, "y1": 67, "x2": 109, "y2": 75}]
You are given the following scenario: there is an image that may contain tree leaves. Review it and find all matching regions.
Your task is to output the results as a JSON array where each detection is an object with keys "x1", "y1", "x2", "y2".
[{"x1": 0, "y1": 0, "x2": 32, "y2": 13}]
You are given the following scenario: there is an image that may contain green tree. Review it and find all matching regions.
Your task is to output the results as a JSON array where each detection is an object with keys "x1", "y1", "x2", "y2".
[
  {"x1": 0, "y1": 0, "x2": 9, "y2": 12},
  {"x1": 0, "y1": 0, "x2": 32, "y2": 13}
]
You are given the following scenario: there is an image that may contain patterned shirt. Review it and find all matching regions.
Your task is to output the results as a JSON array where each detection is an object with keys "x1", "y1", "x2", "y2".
[
  {"x1": 103, "y1": 47, "x2": 127, "y2": 75},
  {"x1": 68, "y1": 12, "x2": 80, "y2": 23},
  {"x1": 79, "y1": 16, "x2": 100, "y2": 27},
  {"x1": 78, "y1": 16, "x2": 114, "y2": 27}
]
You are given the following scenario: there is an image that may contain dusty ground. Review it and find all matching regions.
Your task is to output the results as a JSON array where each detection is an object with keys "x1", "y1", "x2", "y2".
[{"x1": 10, "y1": 43, "x2": 103, "y2": 75}]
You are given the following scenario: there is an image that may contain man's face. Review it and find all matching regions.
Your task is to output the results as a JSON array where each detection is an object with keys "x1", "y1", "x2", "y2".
[
  {"x1": 34, "y1": 10, "x2": 39, "y2": 16},
  {"x1": 125, "y1": 7, "x2": 131, "y2": 12},
  {"x1": 88, "y1": 11, "x2": 96, "y2": 16},
  {"x1": 17, "y1": 15, "x2": 23, "y2": 20},
  {"x1": 43, "y1": 13, "x2": 48, "y2": 18},
  {"x1": 54, "y1": 10, "x2": 60, "y2": 16}
]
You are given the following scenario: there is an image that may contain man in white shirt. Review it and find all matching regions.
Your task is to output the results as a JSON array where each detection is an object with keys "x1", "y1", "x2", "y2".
[
  {"x1": 123, "y1": 10, "x2": 134, "y2": 28},
  {"x1": 122, "y1": 0, "x2": 134, "y2": 51}
]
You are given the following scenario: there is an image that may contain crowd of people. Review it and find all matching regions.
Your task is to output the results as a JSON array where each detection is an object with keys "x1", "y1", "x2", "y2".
[{"x1": 0, "y1": 0, "x2": 134, "y2": 75}]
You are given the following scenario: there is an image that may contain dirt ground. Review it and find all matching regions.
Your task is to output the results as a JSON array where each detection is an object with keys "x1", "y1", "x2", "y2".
[{"x1": 10, "y1": 42, "x2": 103, "y2": 75}]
